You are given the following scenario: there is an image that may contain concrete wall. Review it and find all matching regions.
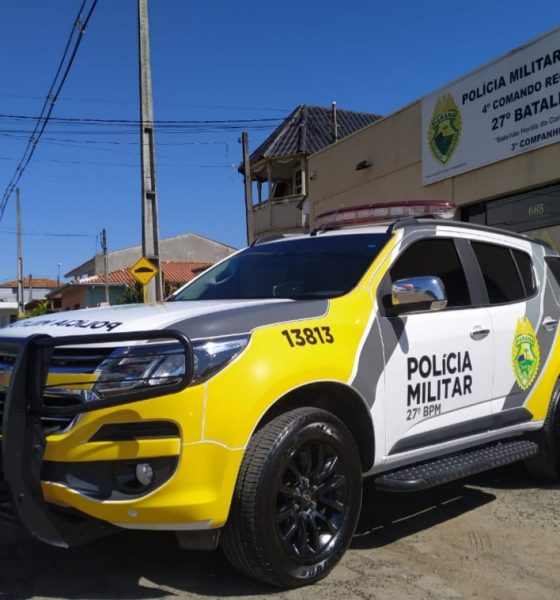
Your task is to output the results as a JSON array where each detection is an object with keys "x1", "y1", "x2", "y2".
[
  {"x1": 59, "y1": 286, "x2": 124, "y2": 311},
  {"x1": 85, "y1": 286, "x2": 123, "y2": 308},
  {"x1": 93, "y1": 233, "x2": 237, "y2": 275},
  {"x1": 0, "y1": 287, "x2": 57, "y2": 304},
  {"x1": 308, "y1": 100, "x2": 560, "y2": 225},
  {"x1": 0, "y1": 303, "x2": 18, "y2": 327},
  {"x1": 60, "y1": 286, "x2": 86, "y2": 311}
]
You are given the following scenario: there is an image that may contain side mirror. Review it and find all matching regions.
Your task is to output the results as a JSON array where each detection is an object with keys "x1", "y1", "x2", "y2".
[{"x1": 391, "y1": 276, "x2": 447, "y2": 313}]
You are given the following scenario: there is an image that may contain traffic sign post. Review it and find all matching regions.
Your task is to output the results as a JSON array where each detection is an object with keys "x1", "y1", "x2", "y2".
[{"x1": 130, "y1": 257, "x2": 158, "y2": 300}]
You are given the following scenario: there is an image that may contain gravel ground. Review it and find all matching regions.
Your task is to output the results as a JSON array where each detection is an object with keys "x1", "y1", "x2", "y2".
[{"x1": 1, "y1": 463, "x2": 559, "y2": 600}]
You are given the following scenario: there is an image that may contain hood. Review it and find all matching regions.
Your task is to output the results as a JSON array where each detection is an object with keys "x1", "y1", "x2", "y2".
[{"x1": 0, "y1": 299, "x2": 329, "y2": 341}]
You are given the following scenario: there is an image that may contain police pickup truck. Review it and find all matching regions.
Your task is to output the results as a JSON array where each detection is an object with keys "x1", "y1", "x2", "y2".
[{"x1": 1, "y1": 203, "x2": 560, "y2": 587}]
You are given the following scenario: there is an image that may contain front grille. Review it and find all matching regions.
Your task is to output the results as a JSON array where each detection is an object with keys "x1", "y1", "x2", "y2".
[
  {"x1": 49, "y1": 348, "x2": 113, "y2": 374},
  {"x1": 0, "y1": 347, "x2": 113, "y2": 436},
  {"x1": 0, "y1": 381, "x2": 84, "y2": 436}
]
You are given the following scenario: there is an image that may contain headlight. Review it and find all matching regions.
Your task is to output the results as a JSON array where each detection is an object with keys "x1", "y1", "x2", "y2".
[
  {"x1": 191, "y1": 335, "x2": 250, "y2": 384},
  {"x1": 93, "y1": 343, "x2": 186, "y2": 397},
  {"x1": 91, "y1": 334, "x2": 249, "y2": 398}
]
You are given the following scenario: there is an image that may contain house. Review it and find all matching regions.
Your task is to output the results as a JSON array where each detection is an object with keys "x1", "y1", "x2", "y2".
[
  {"x1": 66, "y1": 232, "x2": 236, "y2": 279},
  {"x1": 0, "y1": 301, "x2": 18, "y2": 327},
  {"x1": 49, "y1": 261, "x2": 211, "y2": 311},
  {"x1": 0, "y1": 277, "x2": 60, "y2": 306},
  {"x1": 241, "y1": 104, "x2": 381, "y2": 243}
]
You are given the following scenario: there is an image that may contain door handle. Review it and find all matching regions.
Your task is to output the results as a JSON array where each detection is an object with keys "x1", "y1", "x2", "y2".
[
  {"x1": 470, "y1": 326, "x2": 490, "y2": 340},
  {"x1": 542, "y1": 316, "x2": 558, "y2": 332}
]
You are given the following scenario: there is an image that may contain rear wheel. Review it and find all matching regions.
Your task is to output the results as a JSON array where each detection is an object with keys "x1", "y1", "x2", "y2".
[
  {"x1": 221, "y1": 407, "x2": 362, "y2": 587},
  {"x1": 524, "y1": 379, "x2": 560, "y2": 482}
]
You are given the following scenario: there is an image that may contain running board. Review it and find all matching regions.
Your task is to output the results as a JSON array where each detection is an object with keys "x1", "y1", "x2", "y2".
[{"x1": 374, "y1": 439, "x2": 538, "y2": 492}]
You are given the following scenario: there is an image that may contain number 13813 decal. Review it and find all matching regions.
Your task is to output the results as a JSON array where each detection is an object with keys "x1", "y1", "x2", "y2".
[{"x1": 281, "y1": 326, "x2": 334, "y2": 347}]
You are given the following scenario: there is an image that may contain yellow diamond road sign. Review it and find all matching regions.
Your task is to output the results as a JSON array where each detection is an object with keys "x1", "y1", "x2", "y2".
[{"x1": 130, "y1": 257, "x2": 158, "y2": 286}]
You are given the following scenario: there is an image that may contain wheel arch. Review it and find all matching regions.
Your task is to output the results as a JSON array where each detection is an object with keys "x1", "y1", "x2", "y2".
[{"x1": 254, "y1": 382, "x2": 375, "y2": 472}]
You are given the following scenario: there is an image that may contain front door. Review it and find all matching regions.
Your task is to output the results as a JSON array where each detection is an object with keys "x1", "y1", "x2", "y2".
[{"x1": 378, "y1": 237, "x2": 494, "y2": 459}]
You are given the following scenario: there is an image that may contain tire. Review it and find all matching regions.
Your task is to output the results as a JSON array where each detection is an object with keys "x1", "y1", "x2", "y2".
[
  {"x1": 524, "y1": 379, "x2": 560, "y2": 482},
  {"x1": 220, "y1": 407, "x2": 362, "y2": 588}
]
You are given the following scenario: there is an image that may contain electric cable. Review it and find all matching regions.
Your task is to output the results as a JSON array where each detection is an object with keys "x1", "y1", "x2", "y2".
[{"x1": 0, "y1": 0, "x2": 99, "y2": 223}]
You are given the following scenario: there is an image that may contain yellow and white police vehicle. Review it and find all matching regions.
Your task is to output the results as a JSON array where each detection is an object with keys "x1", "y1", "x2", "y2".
[{"x1": 1, "y1": 201, "x2": 560, "y2": 587}]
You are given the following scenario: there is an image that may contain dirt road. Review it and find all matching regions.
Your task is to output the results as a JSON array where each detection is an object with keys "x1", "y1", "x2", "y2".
[{"x1": 1, "y1": 464, "x2": 559, "y2": 600}]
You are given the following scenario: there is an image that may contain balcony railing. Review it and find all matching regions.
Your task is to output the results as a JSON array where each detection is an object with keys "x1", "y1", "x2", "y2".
[{"x1": 250, "y1": 195, "x2": 306, "y2": 239}]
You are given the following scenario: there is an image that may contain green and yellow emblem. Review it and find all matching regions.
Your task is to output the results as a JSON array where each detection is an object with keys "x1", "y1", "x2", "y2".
[
  {"x1": 512, "y1": 317, "x2": 540, "y2": 390},
  {"x1": 428, "y1": 93, "x2": 462, "y2": 164}
]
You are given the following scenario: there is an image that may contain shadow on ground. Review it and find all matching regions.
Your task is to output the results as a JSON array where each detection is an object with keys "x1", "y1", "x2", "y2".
[
  {"x1": 353, "y1": 477, "x2": 496, "y2": 550},
  {"x1": 0, "y1": 464, "x2": 538, "y2": 599}
]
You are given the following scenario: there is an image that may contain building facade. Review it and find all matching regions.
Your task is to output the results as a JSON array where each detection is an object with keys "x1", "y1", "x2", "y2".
[
  {"x1": 306, "y1": 27, "x2": 560, "y2": 250},
  {"x1": 242, "y1": 105, "x2": 380, "y2": 243},
  {"x1": 51, "y1": 261, "x2": 211, "y2": 311},
  {"x1": 66, "y1": 232, "x2": 235, "y2": 279},
  {"x1": 0, "y1": 278, "x2": 59, "y2": 305}
]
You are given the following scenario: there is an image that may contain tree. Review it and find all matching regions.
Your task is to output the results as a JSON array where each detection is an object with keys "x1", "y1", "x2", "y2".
[
  {"x1": 25, "y1": 300, "x2": 52, "y2": 318},
  {"x1": 117, "y1": 277, "x2": 184, "y2": 304},
  {"x1": 117, "y1": 282, "x2": 143, "y2": 304}
]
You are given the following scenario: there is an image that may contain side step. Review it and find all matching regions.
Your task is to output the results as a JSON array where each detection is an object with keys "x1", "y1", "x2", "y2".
[{"x1": 374, "y1": 439, "x2": 538, "y2": 492}]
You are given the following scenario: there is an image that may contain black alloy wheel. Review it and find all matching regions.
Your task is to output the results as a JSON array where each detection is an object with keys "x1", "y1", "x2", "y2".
[
  {"x1": 275, "y1": 440, "x2": 349, "y2": 562},
  {"x1": 221, "y1": 407, "x2": 362, "y2": 588}
]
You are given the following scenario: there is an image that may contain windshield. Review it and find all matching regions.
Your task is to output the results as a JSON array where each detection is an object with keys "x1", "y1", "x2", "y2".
[{"x1": 170, "y1": 233, "x2": 390, "y2": 301}]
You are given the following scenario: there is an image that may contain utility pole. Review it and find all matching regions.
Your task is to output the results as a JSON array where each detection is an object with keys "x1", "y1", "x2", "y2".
[
  {"x1": 138, "y1": 0, "x2": 162, "y2": 302},
  {"x1": 101, "y1": 228, "x2": 109, "y2": 304},
  {"x1": 241, "y1": 132, "x2": 253, "y2": 244},
  {"x1": 16, "y1": 188, "x2": 24, "y2": 316}
]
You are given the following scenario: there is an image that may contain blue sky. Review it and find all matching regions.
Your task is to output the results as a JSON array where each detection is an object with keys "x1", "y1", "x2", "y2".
[{"x1": 0, "y1": 0, "x2": 559, "y2": 282}]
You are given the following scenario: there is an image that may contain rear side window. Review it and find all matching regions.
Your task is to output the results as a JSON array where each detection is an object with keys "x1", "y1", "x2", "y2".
[
  {"x1": 471, "y1": 242, "x2": 524, "y2": 304},
  {"x1": 512, "y1": 250, "x2": 537, "y2": 297},
  {"x1": 389, "y1": 238, "x2": 470, "y2": 307}
]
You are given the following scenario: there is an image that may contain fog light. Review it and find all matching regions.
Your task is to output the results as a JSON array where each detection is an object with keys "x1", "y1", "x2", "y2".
[{"x1": 135, "y1": 463, "x2": 154, "y2": 486}]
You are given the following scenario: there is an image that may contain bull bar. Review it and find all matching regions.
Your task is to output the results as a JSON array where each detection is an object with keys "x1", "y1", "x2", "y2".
[{"x1": 0, "y1": 330, "x2": 193, "y2": 547}]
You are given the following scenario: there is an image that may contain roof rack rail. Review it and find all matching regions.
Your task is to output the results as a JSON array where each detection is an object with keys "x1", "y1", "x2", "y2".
[
  {"x1": 387, "y1": 217, "x2": 551, "y2": 248},
  {"x1": 251, "y1": 233, "x2": 302, "y2": 246},
  {"x1": 386, "y1": 215, "x2": 437, "y2": 234},
  {"x1": 310, "y1": 223, "x2": 344, "y2": 236}
]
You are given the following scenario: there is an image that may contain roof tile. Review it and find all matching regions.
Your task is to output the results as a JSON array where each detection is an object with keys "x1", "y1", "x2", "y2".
[
  {"x1": 248, "y1": 104, "x2": 381, "y2": 165},
  {"x1": 79, "y1": 261, "x2": 212, "y2": 286},
  {"x1": 0, "y1": 277, "x2": 59, "y2": 288}
]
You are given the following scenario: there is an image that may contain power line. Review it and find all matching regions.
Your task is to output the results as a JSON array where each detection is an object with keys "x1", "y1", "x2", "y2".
[
  {"x1": 0, "y1": 132, "x2": 231, "y2": 147},
  {"x1": 0, "y1": 0, "x2": 99, "y2": 224},
  {"x1": 0, "y1": 125, "x2": 276, "y2": 135},
  {"x1": 0, "y1": 113, "x2": 282, "y2": 126},
  {"x1": 0, "y1": 226, "x2": 96, "y2": 238},
  {"x1": 0, "y1": 156, "x2": 237, "y2": 169}
]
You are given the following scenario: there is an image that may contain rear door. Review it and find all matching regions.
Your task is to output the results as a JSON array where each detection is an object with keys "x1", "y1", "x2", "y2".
[{"x1": 468, "y1": 238, "x2": 557, "y2": 425}]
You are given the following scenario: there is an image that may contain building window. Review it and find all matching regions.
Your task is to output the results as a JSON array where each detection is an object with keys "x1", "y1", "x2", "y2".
[{"x1": 294, "y1": 170, "x2": 303, "y2": 195}]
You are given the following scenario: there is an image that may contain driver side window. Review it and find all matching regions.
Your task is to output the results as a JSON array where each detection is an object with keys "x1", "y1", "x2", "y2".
[{"x1": 390, "y1": 238, "x2": 471, "y2": 308}]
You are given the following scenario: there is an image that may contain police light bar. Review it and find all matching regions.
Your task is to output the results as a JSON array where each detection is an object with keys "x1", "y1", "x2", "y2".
[{"x1": 315, "y1": 200, "x2": 456, "y2": 228}]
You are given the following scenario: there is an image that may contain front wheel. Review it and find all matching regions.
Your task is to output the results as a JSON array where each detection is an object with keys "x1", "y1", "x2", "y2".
[{"x1": 221, "y1": 407, "x2": 362, "y2": 587}]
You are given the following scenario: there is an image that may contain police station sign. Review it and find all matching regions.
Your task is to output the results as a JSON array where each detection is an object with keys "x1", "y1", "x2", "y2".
[{"x1": 422, "y1": 27, "x2": 560, "y2": 184}]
